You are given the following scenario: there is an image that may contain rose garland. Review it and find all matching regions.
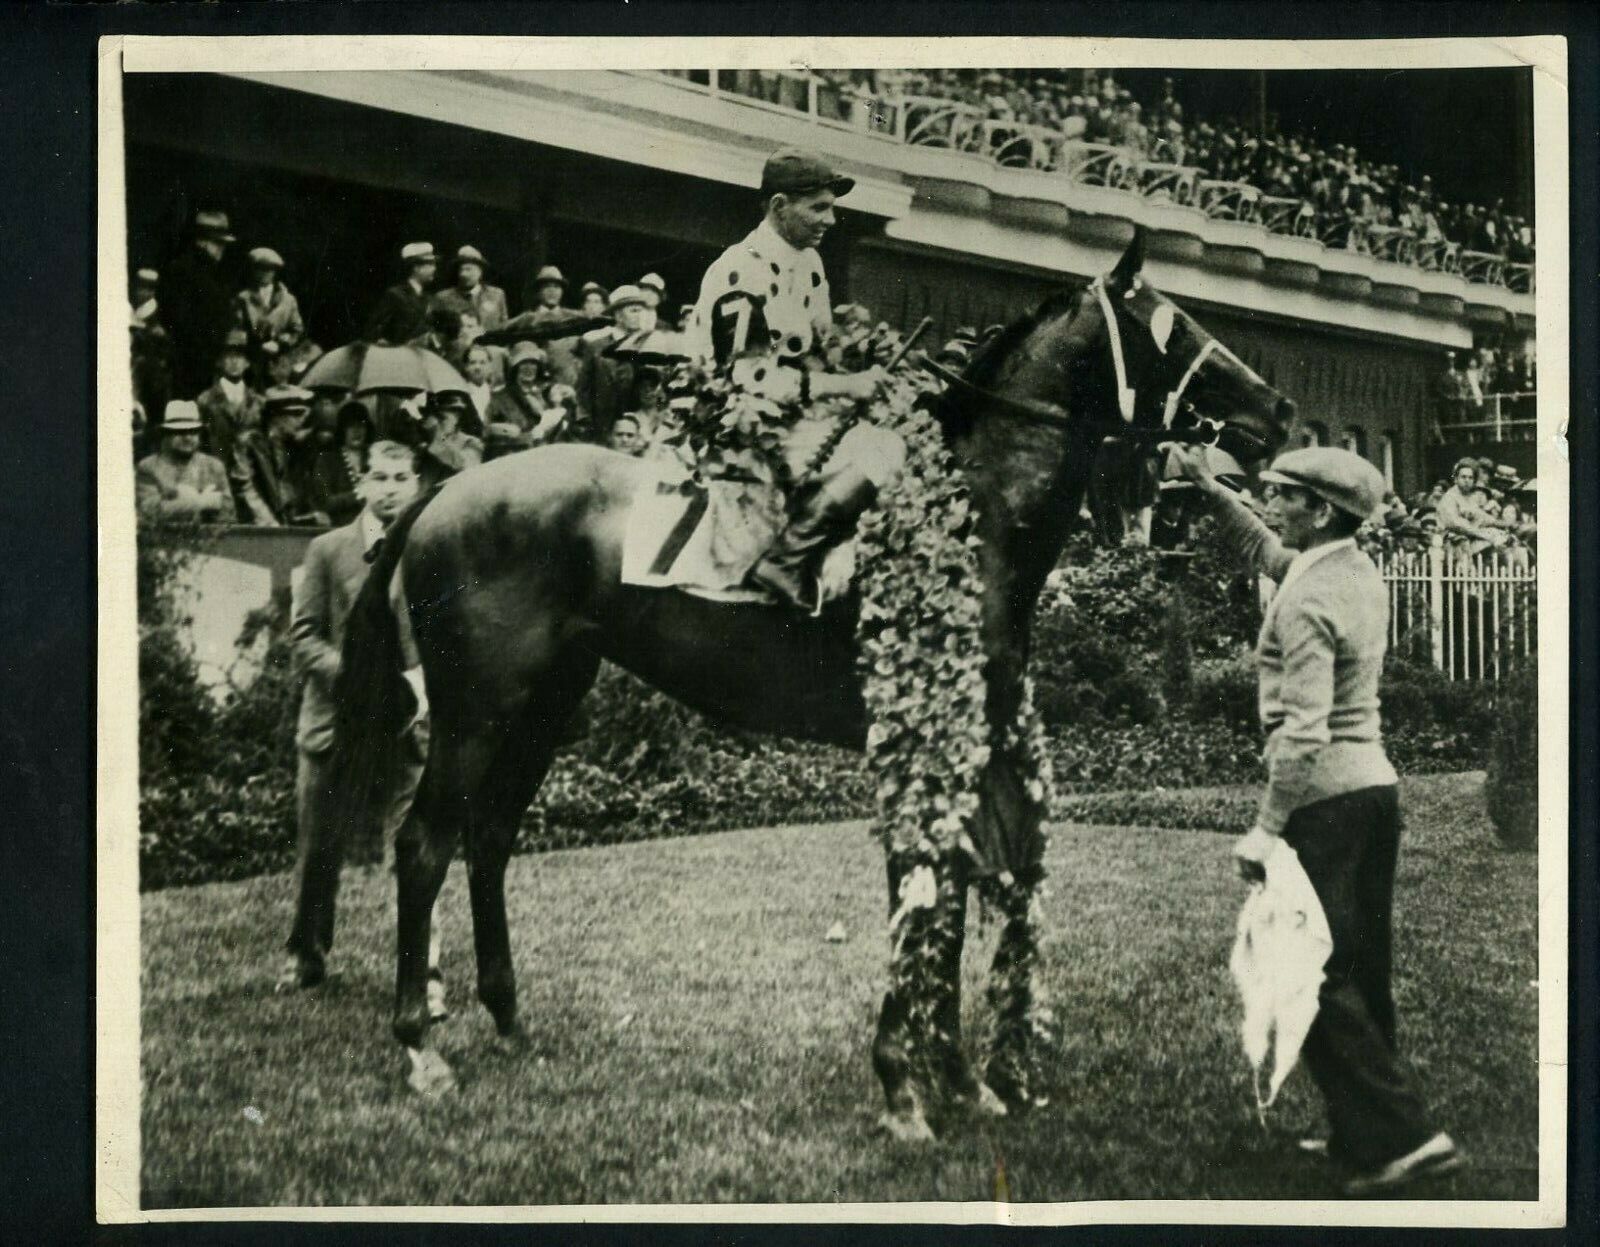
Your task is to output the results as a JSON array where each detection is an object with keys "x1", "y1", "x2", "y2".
[
  {"x1": 852, "y1": 373, "x2": 1055, "y2": 1103},
  {"x1": 669, "y1": 355, "x2": 1054, "y2": 1092}
]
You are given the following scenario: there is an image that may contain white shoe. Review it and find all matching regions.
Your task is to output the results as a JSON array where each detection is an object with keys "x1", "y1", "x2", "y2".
[
  {"x1": 1344, "y1": 1132, "x2": 1462, "y2": 1195},
  {"x1": 426, "y1": 976, "x2": 450, "y2": 1022}
]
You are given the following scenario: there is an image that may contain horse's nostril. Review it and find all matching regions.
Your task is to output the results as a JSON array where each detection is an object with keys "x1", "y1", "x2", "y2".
[{"x1": 1275, "y1": 398, "x2": 1296, "y2": 428}]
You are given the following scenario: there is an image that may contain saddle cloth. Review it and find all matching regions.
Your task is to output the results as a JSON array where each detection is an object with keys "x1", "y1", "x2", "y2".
[{"x1": 620, "y1": 455, "x2": 856, "y2": 606}]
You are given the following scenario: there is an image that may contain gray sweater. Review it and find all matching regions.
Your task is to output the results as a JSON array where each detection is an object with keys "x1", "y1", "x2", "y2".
[{"x1": 1210, "y1": 487, "x2": 1399, "y2": 832}]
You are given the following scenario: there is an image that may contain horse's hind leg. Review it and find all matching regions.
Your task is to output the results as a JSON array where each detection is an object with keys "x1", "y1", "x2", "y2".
[
  {"x1": 465, "y1": 649, "x2": 602, "y2": 1048},
  {"x1": 982, "y1": 873, "x2": 1048, "y2": 1112},
  {"x1": 391, "y1": 730, "x2": 497, "y2": 1094}
]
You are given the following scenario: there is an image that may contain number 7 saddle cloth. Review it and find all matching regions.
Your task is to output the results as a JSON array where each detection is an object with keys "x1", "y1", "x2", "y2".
[{"x1": 620, "y1": 411, "x2": 881, "y2": 606}]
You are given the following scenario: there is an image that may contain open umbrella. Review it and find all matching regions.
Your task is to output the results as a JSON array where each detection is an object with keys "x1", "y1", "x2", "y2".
[
  {"x1": 608, "y1": 329, "x2": 690, "y2": 368},
  {"x1": 477, "y1": 312, "x2": 611, "y2": 348},
  {"x1": 300, "y1": 342, "x2": 469, "y2": 397}
]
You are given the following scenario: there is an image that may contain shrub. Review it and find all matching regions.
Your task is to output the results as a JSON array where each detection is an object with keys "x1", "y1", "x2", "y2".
[
  {"x1": 1055, "y1": 787, "x2": 1257, "y2": 833},
  {"x1": 1483, "y1": 657, "x2": 1538, "y2": 851}
]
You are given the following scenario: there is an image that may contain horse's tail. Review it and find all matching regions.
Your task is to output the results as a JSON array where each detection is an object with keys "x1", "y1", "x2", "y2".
[{"x1": 325, "y1": 489, "x2": 440, "y2": 853}]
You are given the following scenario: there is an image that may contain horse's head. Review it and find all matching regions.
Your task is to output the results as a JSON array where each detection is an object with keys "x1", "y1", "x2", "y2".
[{"x1": 1093, "y1": 229, "x2": 1291, "y2": 466}]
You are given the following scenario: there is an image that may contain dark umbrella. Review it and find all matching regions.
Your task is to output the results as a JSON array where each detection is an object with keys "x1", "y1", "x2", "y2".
[
  {"x1": 477, "y1": 312, "x2": 612, "y2": 348},
  {"x1": 300, "y1": 342, "x2": 470, "y2": 397}
]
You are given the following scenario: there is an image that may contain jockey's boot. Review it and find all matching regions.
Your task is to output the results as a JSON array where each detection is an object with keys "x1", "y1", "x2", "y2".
[{"x1": 750, "y1": 465, "x2": 878, "y2": 612}]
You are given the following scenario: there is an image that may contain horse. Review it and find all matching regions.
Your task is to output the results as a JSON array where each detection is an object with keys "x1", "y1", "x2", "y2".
[{"x1": 316, "y1": 230, "x2": 1292, "y2": 1139}]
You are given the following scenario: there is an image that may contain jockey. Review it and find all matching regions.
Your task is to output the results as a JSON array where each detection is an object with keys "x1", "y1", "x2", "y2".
[{"x1": 684, "y1": 146, "x2": 906, "y2": 609}]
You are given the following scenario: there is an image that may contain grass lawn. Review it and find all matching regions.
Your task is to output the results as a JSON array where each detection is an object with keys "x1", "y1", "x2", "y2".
[{"x1": 139, "y1": 772, "x2": 1539, "y2": 1208}]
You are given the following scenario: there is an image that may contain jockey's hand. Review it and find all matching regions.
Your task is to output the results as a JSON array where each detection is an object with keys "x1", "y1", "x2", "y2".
[{"x1": 810, "y1": 367, "x2": 885, "y2": 404}]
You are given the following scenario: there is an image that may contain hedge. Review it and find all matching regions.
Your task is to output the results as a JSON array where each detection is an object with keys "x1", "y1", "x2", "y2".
[{"x1": 136, "y1": 522, "x2": 1505, "y2": 889}]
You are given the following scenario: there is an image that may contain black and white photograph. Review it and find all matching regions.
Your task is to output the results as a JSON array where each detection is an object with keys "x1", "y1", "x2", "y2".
[{"x1": 96, "y1": 34, "x2": 1568, "y2": 1224}]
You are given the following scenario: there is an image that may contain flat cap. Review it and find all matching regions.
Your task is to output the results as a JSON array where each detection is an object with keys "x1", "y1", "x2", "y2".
[
  {"x1": 401, "y1": 242, "x2": 437, "y2": 263},
  {"x1": 161, "y1": 401, "x2": 204, "y2": 433},
  {"x1": 262, "y1": 384, "x2": 314, "y2": 412},
  {"x1": 1258, "y1": 446, "x2": 1387, "y2": 521},
  {"x1": 248, "y1": 247, "x2": 285, "y2": 269},
  {"x1": 759, "y1": 147, "x2": 855, "y2": 198}
]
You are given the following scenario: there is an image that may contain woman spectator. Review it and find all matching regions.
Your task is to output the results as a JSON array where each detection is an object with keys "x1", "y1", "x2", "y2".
[{"x1": 485, "y1": 341, "x2": 566, "y2": 457}]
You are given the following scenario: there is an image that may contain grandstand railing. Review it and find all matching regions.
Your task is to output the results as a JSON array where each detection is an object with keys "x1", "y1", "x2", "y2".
[
  {"x1": 1435, "y1": 393, "x2": 1538, "y2": 442},
  {"x1": 1261, "y1": 536, "x2": 1536, "y2": 681},
  {"x1": 644, "y1": 71, "x2": 1535, "y2": 290}
]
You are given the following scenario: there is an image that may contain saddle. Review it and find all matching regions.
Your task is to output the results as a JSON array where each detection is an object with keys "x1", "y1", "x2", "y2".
[{"x1": 619, "y1": 457, "x2": 857, "y2": 608}]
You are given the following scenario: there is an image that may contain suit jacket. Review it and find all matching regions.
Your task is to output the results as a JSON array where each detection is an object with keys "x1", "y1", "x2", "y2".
[
  {"x1": 296, "y1": 446, "x2": 364, "y2": 526},
  {"x1": 233, "y1": 429, "x2": 305, "y2": 525},
  {"x1": 430, "y1": 284, "x2": 510, "y2": 334},
  {"x1": 236, "y1": 283, "x2": 306, "y2": 350},
  {"x1": 163, "y1": 245, "x2": 238, "y2": 396},
  {"x1": 291, "y1": 514, "x2": 380, "y2": 753},
  {"x1": 575, "y1": 327, "x2": 635, "y2": 437},
  {"x1": 195, "y1": 381, "x2": 264, "y2": 479},
  {"x1": 364, "y1": 281, "x2": 430, "y2": 345}
]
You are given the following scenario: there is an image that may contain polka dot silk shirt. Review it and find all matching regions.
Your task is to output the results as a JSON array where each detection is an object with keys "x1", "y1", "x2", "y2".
[{"x1": 685, "y1": 219, "x2": 832, "y2": 369}]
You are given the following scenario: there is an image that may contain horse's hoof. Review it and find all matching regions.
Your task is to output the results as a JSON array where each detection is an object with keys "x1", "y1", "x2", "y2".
[
  {"x1": 404, "y1": 1045, "x2": 456, "y2": 1097},
  {"x1": 879, "y1": 1108, "x2": 937, "y2": 1143},
  {"x1": 427, "y1": 978, "x2": 450, "y2": 1023},
  {"x1": 275, "y1": 954, "x2": 324, "y2": 992},
  {"x1": 491, "y1": 1026, "x2": 528, "y2": 1056}
]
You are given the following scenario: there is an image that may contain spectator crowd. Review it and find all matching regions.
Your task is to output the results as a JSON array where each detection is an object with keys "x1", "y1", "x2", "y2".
[
  {"x1": 130, "y1": 209, "x2": 933, "y2": 528},
  {"x1": 1433, "y1": 343, "x2": 1538, "y2": 433},
  {"x1": 686, "y1": 67, "x2": 1534, "y2": 286}
]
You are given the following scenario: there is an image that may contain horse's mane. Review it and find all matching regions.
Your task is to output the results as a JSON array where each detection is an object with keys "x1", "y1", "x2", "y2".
[{"x1": 936, "y1": 287, "x2": 1084, "y2": 439}]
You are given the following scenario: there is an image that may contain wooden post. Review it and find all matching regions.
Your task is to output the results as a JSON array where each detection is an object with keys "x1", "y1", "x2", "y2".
[{"x1": 1428, "y1": 534, "x2": 1446, "y2": 673}]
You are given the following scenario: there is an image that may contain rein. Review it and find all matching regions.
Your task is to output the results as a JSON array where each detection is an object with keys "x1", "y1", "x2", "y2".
[{"x1": 918, "y1": 354, "x2": 1227, "y2": 447}]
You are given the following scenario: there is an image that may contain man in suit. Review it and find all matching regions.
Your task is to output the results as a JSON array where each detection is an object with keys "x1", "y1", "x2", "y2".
[
  {"x1": 429, "y1": 244, "x2": 510, "y2": 335},
  {"x1": 1175, "y1": 444, "x2": 1460, "y2": 1196},
  {"x1": 575, "y1": 284, "x2": 647, "y2": 441},
  {"x1": 195, "y1": 328, "x2": 264, "y2": 499},
  {"x1": 503, "y1": 264, "x2": 583, "y2": 387},
  {"x1": 135, "y1": 401, "x2": 233, "y2": 521},
  {"x1": 364, "y1": 242, "x2": 437, "y2": 344},
  {"x1": 163, "y1": 209, "x2": 239, "y2": 397},
  {"x1": 234, "y1": 385, "x2": 316, "y2": 525},
  {"x1": 280, "y1": 439, "x2": 442, "y2": 1007}
]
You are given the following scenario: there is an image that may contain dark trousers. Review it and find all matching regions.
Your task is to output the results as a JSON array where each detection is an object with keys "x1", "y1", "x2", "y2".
[
  {"x1": 1283, "y1": 785, "x2": 1435, "y2": 1170},
  {"x1": 286, "y1": 729, "x2": 425, "y2": 961}
]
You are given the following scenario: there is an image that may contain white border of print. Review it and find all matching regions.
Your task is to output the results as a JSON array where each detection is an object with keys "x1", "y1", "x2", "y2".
[{"x1": 96, "y1": 33, "x2": 1571, "y2": 1229}]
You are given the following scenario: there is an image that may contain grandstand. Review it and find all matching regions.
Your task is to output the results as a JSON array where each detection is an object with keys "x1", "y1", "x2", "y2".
[{"x1": 122, "y1": 67, "x2": 1537, "y2": 496}]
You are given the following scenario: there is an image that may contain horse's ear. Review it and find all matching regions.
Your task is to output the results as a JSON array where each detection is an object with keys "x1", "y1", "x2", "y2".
[{"x1": 1108, "y1": 228, "x2": 1147, "y2": 291}]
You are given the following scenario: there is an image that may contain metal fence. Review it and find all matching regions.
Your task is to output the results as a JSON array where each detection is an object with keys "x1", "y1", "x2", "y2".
[{"x1": 1262, "y1": 537, "x2": 1537, "y2": 680}]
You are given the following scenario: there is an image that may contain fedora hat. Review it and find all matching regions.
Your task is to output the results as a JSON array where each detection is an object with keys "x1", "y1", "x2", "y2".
[
  {"x1": 219, "y1": 326, "x2": 251, "y2": 356},
  {"x1": 607, "y1": 284, "x2": 647, "y2": 314},
  {"x1": 263, "y1": 384, "x2": 314, "y2": 414},
  {"x1": 248, "y1": 247, "x2": 285, "y2": 270},
  {"x1": 193, "y1": 210, "x2": 236, "y2": 243},
  {"x1": 401, "y1": 241, "x2": 438, "y2": 265},
  {"x1": 579, "y1": 280, "x2": 607, "y2": 298},
  {"x1": 452, "y1": 244, "x2": 488, "y2": 271},
  {"x1": 534, "y1": 265, "x2": 567, "y2": 288},
  {"x1": 161, "y1": 401, "x2": 204, "y2": 434}
]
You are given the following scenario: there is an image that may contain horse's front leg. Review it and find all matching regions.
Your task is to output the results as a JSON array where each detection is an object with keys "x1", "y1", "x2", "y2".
[
  {"x1": 982, "y1": 870, "x2": 1049, "y2": 1112},
  {"x1": 874, "y1": 850, "x2": 992, "y2": 1139}
]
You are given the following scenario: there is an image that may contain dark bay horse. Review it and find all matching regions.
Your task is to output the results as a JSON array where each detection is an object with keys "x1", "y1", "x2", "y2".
[{"x1": 322, "y1": 231, "x2": 1291, "y2": 1137}]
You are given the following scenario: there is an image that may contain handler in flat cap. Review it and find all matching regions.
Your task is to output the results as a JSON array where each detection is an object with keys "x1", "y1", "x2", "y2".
[
  {"x1": 430, "y1": 245, "x2": 510, "y2": 336},
  {"x1": 684, "y1": 146, "x2": 901, "y2": 608},
  {"x1": 364, "y1": 242, "x2": 438, "y2": 345},
  {"x1": 1174, "y1": 443, "x2": 1460, "y2": 1195}
]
